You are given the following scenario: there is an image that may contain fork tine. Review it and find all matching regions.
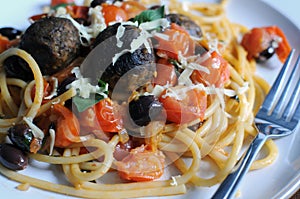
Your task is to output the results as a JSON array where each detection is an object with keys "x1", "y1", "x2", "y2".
[
  {"x1": 282, "y1": 63, "x2": 300, "y2": 121},
  {"x1": 273, "y1": 54, "x2": 300, "y2": 118},
  {"x1": 261, "y1": 49, "x2": 295, "y2": 114}
]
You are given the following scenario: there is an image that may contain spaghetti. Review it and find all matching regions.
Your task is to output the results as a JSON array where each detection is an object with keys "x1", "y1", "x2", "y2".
[{"x1": 0, "y1": 0, "x2": 287, "y2": 198}]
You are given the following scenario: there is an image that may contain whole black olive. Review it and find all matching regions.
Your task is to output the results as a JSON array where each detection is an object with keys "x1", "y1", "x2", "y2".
[
  {"x1": 90, "y1": 0, "x2": 116, "y2": 7},
  {"x1": 256, "y1": 41, "x2": 276, "y2": 62},
  {"x1": 129, "y1": 95, "x2": 164, "y2": 126},
  {"x1": 0, "y1": 27, "x2": 22, "y2": 40},
  {"x1": 0, "y1": 143, "x2": 28, "y2": 170},
  {"x1": 8, "y1": 123, "x2": 33, "y2": 152}
]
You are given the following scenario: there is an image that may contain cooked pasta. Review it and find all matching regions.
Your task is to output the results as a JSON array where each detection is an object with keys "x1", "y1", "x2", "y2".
[{"x1": 0, "y1": 0, "x2": 287, "y2": 198}]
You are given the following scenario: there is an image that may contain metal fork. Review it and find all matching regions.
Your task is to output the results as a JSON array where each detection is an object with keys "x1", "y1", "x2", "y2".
[{"x1": 211, "y1": 49, "x2": 300, "y2": 199}]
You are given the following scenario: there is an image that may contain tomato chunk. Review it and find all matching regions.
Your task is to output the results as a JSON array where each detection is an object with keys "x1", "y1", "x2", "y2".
[
  {"x1": 79, "y1": 99, "x2": 123, "y2": 133},
  {"x1": 66, "y1": 5, "x2": 89, "y2": 20},
  {"x1": 0, "y1": 35, "x2": 11, "y2": 53},
  {"x1": 159, "y1": 86, "x2": 207, "y2": 124},
  {"x1": 120, "y1": 1, "x2": 146, "y2": 19},
  {"x1": 52, "y1": 104, "x2": 80, "y2": 147},
  {"x1": 241, "y1": 26, "x2": 291, "y2": 63},
  {"x1": 116, "y1": 145, "x2": 165, "y2": 182},
  {"x1": 191, "y1": 51, "x2": 230, "y2": 87},
  {"x1": 153, "y1": 59, "x2": 177, "y2": 86},
  {"x1": 101, "y1": 4, "x2": 128, "y2": 25},
  {"x1": 155, "y1": 23, "x2": 195, "y2": 60}
]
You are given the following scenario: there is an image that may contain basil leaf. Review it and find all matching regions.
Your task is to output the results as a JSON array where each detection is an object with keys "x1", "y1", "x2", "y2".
[
  {"x1": 73, "y1": 94, "x2": 105, "y2": 112},
  {"x1": 133, "y1": 6, "x2": 165, "y2": 24},
  {"x1": 52, "y1": 3, "x2": 75, "y2": 10}
]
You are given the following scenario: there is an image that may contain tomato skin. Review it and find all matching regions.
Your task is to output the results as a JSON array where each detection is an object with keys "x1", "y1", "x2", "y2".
[
  {"x1": 51, "y1": 0, "x2": 74, "y2": 7},
  {"x1": 52, "y1": 104, "x2": 80, "y2": 148},
  {"x1": 241, "y1": 27, "x2": 273, "y2": 61},
  {"x1": 116, "y1": 145, "x2": 165, "y2": 182},
  {"x1": 155, "y1": 23, "x2": 195, "y2": 60},
  {"x1": 120, "y1": 1, "x2": 146, "y2": 19},
  {"x1": 79, "y1": 99, "x2": 123, "y2": 133},
  {"x1": 191, "y1": 51, "x2": 230, "y2": 87},
  {"x1": 0, "y1": 35, "x2": 11, "y2": 53},
  {"x1": 66, "y1": 5, "x2": 89, "y2": 20},
  {"x1": 159, "y1": 87, "x2": 207, "y2": 124},
  {"x1": 101, "y1": 4, "x2": 128, "y2": 25},
  {"x1": 241, "y1": 26, "x2": 291, "y2": 63},
  {"x1": 31, "y1": 78, "x2": 52, "y2": 104},
  {"x1": 153, "y1": 59, "x2": 177, "y2": 86},
  {"x1": 95, "y1": 98, "x2": 123, "y2": 132},
  {"x1": 265, "y1": 26, "x2": 291, "y2": 63}
]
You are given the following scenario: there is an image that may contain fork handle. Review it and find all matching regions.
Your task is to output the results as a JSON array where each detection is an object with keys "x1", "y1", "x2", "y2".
[{"x1": 211, "y1": 133, "x2": 268, "y2": 199}]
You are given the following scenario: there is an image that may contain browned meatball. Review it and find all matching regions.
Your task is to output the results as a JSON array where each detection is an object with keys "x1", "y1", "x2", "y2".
[
  {"x1": 20, "y1": 17, "x2": 81, "y2": 75},
  {"x1": 81, "y1": 23, "x2": 156, "y2": 101}
]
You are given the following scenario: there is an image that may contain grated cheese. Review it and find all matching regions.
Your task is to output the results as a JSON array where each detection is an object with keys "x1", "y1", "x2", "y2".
[
  {"x1": 116, "y1": 24, "x2": 126, "y2": 48},
  {"x1": 88, "y1": 6, "x2": 107, "y2": 38},
  {"x1": 112, "y1": 28, "x2": 152, "y2": 65},
  {"x1": 139, "y1": 18, "x2": 170, "y2": 31},
  {"x1": 59, "y1": 14, "x2": 92, "y2": 46},
  {"x1": 170, "y1": 176, "x2": 178, "y2": 186},
  {"x1": 44, "y1": 77, "x2": 58, "y2": 100},
  {"x1": 177, "y1": 52, "x2": 211, "y2": 86},
  {"x1": 49, "y1": 128, "x2": 55, "y2": 156},
  {"x1": 68, "y1": 67, "x2": 108, "y2": 99},
  {"x1": 23, "y1": 117, "x2": 44, "y2": 140}
]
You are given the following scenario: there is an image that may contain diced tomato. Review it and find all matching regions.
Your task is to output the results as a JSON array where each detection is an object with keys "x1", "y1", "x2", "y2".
[
  {"x1": 113, "y1": 140, "x2": 133, "y2": 161},
  {"x1": 78, "y1": 106, "x2": 100, "y2": 132},
  {"x1": 101, "y1": 4, "x2": 128, "y2": 25},
  {"x1": 265, "y1": 26, "x2": 291, "y2": 63},
  {"x1": 191, "y1": 51, "x2": 230, "y2": 87},
  {"x1": 51, "y1": 0, "x2": 74, "y2": 7},
  {"x1": 79, "y1": 98, "x2": 123, "y2": 133},
  {"x1": 241, "y1": 26, "x2": 291, "y2": 63},
  {"x1": 152, "y1": 59, "x2": 177, "y2": 86},
  {"x1": 116, "y1": 145, "x2": 165, "y2": 182},
  {"x1": 31, "y1": 78, "x2": 52, "y2": 104},
  {"x1": 155, "y1": 23, "x2": 195, "y2": 60},
  {"x1": 29, "y1": 13, "x2": 48, "y2": 23},
  {"x1": 120, "y1": 1, "x2": 146, "y2": 19},
  {"x1": 52, "y1": 104, "x2": 80, "y2": 147},
  {"x1": 95, "y1": 98, "x2": 123, "y2": 132},
  {"x1": 66, "y1": 5, "x2": 89, "y2": 20},
  {"x1": 0, "y1": 35, "x2": 11, "y2": 53},
  {"x1": 159, "y1": 86, "x2": 207, "y2": 124}
]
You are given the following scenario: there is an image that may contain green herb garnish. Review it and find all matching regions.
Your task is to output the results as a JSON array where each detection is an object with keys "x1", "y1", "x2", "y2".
[{"x1": 133, "y1": 6, "x2": 165, "y2": 25}]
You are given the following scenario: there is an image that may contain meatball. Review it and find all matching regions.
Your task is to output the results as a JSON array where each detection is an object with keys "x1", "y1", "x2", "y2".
[
  {"x1": 81, "y1": 23, "x2": 156, "y2": 101},
  {"x1": 166, "y1": 13, "x2": 203, "y2": 38},
  {"x1": 4, "y1": 17, "x2": 81, "y2": 80}
]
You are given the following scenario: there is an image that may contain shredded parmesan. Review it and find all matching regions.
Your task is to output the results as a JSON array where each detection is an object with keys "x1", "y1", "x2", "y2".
[
  {"x1": 59, "y1": 14, "x2": 92, "y2": 46},
  {"x1": 23, "y1": 117, "x2": 44, "y2": 140},
  {"x1": 112, "y1": 28, "x2": 152, "y2": 65},
  {"x1": 49, "y1": 128, "x2": 55, "y2": 156},
  {"x1": 88, "y1": 6, "x2": 107, "y2": 38},
  {"x1": 116, "y1": 24, "x2": 126, "y2": 48},
  {"x1": 44, "y1": 77, "x2": 58, "y2": 100},
  {"x1": 68, "y1": 67, "x2": 108, "y2": 99},
  {"x1": 139, "y1": 18, "x2": 170, "y2": 31}
]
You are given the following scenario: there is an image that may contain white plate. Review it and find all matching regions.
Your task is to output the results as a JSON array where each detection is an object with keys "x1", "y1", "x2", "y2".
[{"x1": 0, "y1": 0, "x2": 299, "y2": 199}]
